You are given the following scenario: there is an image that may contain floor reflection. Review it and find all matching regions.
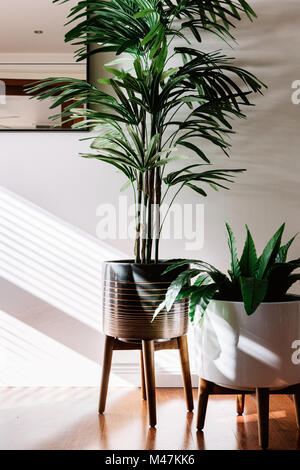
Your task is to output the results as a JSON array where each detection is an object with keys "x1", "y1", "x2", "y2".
[{"x1": 0, "y1": 388, "x2": 299, "y2": 450}]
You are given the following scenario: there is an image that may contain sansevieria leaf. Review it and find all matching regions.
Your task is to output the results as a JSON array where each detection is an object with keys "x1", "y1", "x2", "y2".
[
  {"x1": 189, "y1": 284, "x2": 217, "y2": 323},
  {"x1": 226, "y1": 223, "x2": 241, "y2": 280},
  {"x1": 161, "y1": 223, "x2": 300, "y2": 322},
  {"x1": 275, "y1": 234, "x2": 297, "y2": 263},
  {"x1": 240, "y1": 276, "x2": 269, "y2": 315},
  {"x1": 239, "y1": 225, "x2": 258, "y2": 277},
  {"x1": 257, "y1": 224, "x2": 285, "y2": 279}
]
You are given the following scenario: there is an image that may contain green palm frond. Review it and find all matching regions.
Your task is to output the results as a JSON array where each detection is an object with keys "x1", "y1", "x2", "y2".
[
  {"x1": 53, "y1": 0, "x2": 257, "y2": 60},
  {"x1": 28, "y1": 0, "x2": 266, "y2": 263}
]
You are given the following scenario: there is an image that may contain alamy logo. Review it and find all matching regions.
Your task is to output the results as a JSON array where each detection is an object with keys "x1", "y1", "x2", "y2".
[
  {"x1": 291, "y1": 80, "x2": 300, "y2": 104},
  {"x1": 0, "y1": 80, "x2": 6, "y2": 105},
  {"x1": 96, "y1": 197, "x2": 205, "y2": 251},
  {"x1": 291, "y1": 340, "x2": 300, "y2": 365}
]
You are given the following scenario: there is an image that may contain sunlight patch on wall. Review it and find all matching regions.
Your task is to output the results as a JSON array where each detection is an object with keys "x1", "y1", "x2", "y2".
[
  {"x1": 0, "y1": 310, "x2": 133, "y2": 386},
  {"x1": 0, "y1": 186, "x2": 125, "y2": 331}
]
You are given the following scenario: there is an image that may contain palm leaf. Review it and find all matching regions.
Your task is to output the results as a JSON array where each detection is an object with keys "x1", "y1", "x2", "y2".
[
  {"x1": 165, "y1": 268, "x2": 201, "y2": 311},
  {"x1": 31, "y1": 0, "x2": 264, "y2": 265}
]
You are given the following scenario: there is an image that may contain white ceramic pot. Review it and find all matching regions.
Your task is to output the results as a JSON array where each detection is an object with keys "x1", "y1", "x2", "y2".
[{"x1": 194, "y1": 299, "x2": 300, "y2": 390}]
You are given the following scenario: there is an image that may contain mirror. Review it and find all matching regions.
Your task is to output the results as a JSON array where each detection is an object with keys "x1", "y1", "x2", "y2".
[{"x1": 0, "y1": 0, "x2": 88, "y2": 131}]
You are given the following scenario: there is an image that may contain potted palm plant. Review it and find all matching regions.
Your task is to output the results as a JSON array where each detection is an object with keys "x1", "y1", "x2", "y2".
[
  {"x1": 28, "y1": 0, "x2": 265, "y2": 341},
  {"x1": 159, "y1": 223, "x2": 300, "y2": 390}
]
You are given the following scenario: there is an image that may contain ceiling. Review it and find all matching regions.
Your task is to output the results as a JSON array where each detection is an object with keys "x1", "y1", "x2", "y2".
[{"x1": 0, "y1": 0, "x2": 79, "y2": 54}]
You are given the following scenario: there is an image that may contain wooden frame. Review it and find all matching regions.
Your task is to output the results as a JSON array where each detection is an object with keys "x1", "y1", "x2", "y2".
[
  {"x1": 196, "y1": 378, "x2": 300, "y2": 449},
  {"x1": 99, "y1": 335, "x2": 194, "y2": 427}
]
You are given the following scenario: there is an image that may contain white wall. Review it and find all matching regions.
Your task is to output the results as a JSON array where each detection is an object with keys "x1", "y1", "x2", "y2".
[
  {"x1": 0, "y1": 0, "x2": 300, "y2": 386},
  {"x1": 188, "y1": 0, "x2": 300, "y2": 272}
]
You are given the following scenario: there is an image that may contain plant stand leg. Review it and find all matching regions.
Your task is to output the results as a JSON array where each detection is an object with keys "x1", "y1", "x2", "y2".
[
  {"x1": 294, "y1": 385, "x2": 300, "y2": 429},
  {"x1": 98, "y1": 335, "x2": 115, "y2": 414},
  {"x1": 197, "y1": 378, "x2": 213, "y2": 431},
  {"x1": 177, "y1": 336, "x2": 194, "y2": 412},
  {"x1": 256, "y1": 388, "x2": 269, "y2": 449},
  {"x1": 237, "y1": 393, "x2": 245, "y2": 415},
  {"x1": 142, "y1": 340, "x2": 157, "y2": 427},
  {"x1": 140, "y1": 349, "x2": 147, "y2": 400}
]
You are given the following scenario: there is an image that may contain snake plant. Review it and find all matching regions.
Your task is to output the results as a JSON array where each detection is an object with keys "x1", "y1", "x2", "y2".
[
  {"x1": 27, "y1": 0, "x2": 265, "y2": 263},
  {"x1": 156, "y1": 223, "x2": 300, "y2": 321}
]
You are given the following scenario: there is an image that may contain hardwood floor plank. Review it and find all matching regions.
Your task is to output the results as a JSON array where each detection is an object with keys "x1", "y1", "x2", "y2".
[{"x1": 0, "y1": 387, "x2": 299, "y2": 450}]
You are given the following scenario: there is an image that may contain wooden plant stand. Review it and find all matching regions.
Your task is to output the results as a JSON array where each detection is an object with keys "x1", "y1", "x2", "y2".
[
  {"x1": 197, "y1": 378, "x2": 300, "y2": 449},
  {"x1": 99, "y1": 335, "x2": 194, "y2": 427}
]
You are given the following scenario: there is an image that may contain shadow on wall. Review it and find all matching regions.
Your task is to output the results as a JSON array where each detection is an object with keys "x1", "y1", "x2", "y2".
[
  {"x1": 0, "y1": 185, "x2": 132, "y2": 386},
  {"x1": 0, "y1": 186, "x2": 196, "y2": 386},
  {"x1": 0, "y1": 185, "x2": 125, "y2": 330}
]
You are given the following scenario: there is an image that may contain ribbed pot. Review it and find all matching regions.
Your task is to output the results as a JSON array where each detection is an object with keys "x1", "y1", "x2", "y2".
[{"x1": 102, "y1": 260, "x2": 189, "y2": 340}]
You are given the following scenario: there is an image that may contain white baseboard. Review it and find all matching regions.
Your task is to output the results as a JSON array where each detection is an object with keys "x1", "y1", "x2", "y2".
[{"x1": 111, "y1": 363, "x2": 198, "y2": 388}]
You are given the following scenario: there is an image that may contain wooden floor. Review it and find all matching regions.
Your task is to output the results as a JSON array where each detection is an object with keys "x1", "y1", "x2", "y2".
[{"x1": 0, "y1": 387, "x2": 299, "y2": 450}]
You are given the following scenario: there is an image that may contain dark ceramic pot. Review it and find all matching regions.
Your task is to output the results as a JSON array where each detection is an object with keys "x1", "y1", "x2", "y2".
[{"x1": 102, "y1": 260, "x2": 189, "y2": 340}]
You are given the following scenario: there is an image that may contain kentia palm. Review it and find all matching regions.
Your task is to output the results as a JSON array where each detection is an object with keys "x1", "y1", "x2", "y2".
[
  {"x1": 27, "y1": 2, "x2": 267, "y2": 418},
  {"x1": 28, "y1": 0, "x2": 265, "y2": 264}
]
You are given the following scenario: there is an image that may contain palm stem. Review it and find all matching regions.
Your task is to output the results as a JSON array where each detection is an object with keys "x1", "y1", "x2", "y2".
[
  {"x1": 141, "y1": 172, "x2": 148, "y2": 263},
  {"x1": 146, "y1": 169, "x2": 155, "y2": 263},
  {"x1": 154, "y1": 166, "x2": 161, "y2": 263},
  {"x1": 135, "y1": 173, "x2": 143, "y2": 263}
]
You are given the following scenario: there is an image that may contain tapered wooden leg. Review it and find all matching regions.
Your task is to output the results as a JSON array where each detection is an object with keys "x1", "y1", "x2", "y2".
[
  {"x1": 294, "y1": 385, "x2": 300, "y2": 429},
  {"x1": 142, "y1": 340, "x2": 156, "y2": 427},
  {"x1": 196, "y1": 378, "x2": 213, "y2": 430},
  {"x1": 140, "y1": 350, "x2": 147, "y2": 400},
  {"x1": 237, "y1": 394, "x2": 245, "y2": 415},
  {"x1": 98, "y1": 335, "x2": 115, "y2": 414},
  {"x1": 177, "y1": 336, "x2": 194, "y2": 412},
  {"x1": 256, "y1": 388, "x2": 269, "y2": 449}
]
